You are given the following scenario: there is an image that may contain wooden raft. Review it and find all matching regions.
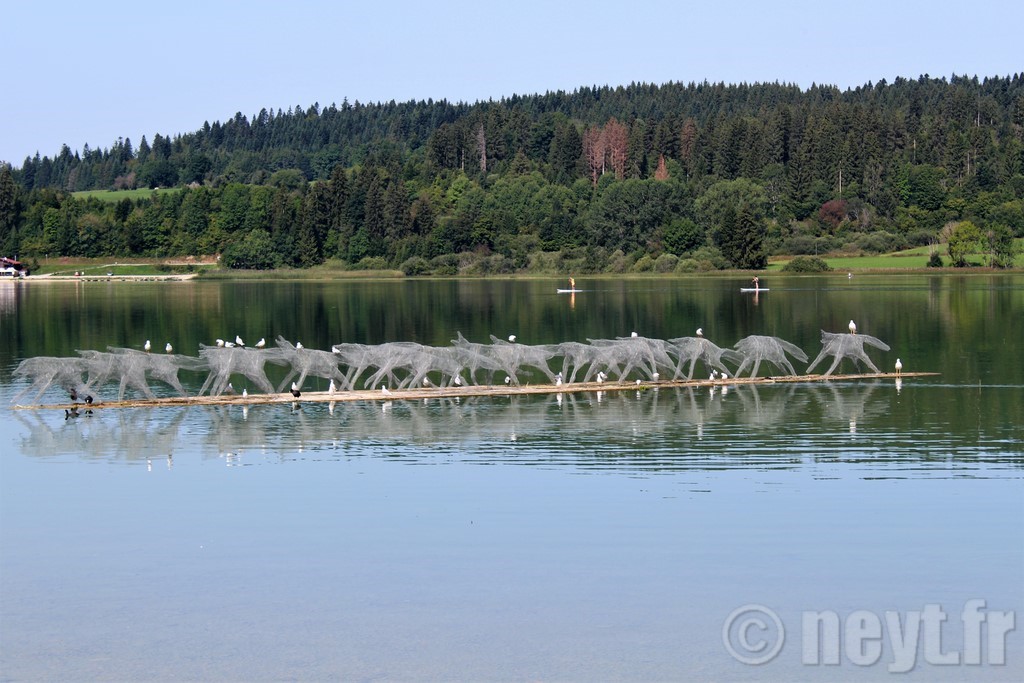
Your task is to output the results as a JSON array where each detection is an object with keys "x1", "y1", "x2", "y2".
[{"x1": 13, "y1": 372, "x2": 939, "y2": 411}]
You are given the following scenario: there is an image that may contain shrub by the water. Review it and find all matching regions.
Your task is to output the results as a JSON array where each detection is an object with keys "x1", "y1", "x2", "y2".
[
  {"x1": 782, "y1": 256, "x2": 833, "y2": 273},
  {"x1": 399, "y1": 256, "x2": 431, "y2": 276}
]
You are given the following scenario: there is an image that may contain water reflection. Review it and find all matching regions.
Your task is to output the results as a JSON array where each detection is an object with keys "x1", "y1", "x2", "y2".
[{"x1": 16, "y1": 384, "x2": 1021, "y2": 475}]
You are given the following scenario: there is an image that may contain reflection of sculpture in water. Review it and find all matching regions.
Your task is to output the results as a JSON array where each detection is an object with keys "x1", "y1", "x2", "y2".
[
  {"x1": 732, "y1": 335, "x2": 808, "y2": 377},
  {"x1": 14, "y1": 407, "x2": 189, "y2": 461},
  {"x1": 806, "y1": 331, "x2": 890, "y2": 376},
  {"x1": 805, "y1": 381, "x2": 883, "y2": 434}
]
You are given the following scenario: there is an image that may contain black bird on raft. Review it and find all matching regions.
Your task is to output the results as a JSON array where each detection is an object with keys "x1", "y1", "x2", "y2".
[
  {"x1": 85, "y1": 395, "x2": 93, "y2": 404},
  {"x1": 290, "y1": 381, "x2": 301, "y2": 398}
]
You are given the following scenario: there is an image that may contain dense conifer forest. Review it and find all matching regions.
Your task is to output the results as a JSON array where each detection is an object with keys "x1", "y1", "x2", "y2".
[{"x1": 2, "y1": 74, "x2": 1023, "y2": 272}]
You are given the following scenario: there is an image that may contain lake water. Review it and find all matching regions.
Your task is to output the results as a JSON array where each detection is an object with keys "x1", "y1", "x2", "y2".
[{"x1": 1, "y1": 275, "x2": 1021, "y2": 681}]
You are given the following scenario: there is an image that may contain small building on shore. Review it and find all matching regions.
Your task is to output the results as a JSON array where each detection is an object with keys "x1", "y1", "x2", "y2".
[{"x1": 1, "y1": 257, "x2": 30, "y2": 277}]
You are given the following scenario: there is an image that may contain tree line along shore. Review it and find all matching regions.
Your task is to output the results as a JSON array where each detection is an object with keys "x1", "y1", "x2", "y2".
[{"x1": 2, "y1": 75, "x2": 1022, "y2": 273}]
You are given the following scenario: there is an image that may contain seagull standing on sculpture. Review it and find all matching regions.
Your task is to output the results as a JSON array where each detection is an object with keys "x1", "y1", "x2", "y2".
[
  {"x1": 144, "y1": 340, "x2": 152, "y2": 352},
  {"x1": 165, "y1": 342, "x2": 173, "y2": 353},
  {"x1": 696, "y1": 328, "x2": 703, "y2": 338},
  {"x1": 255, "y1": 338, "x2": 266, "y2": 348},
  {"x1": 236, "y1": 335, "x2": 245, "y2": 347},
  {"x1": 849, "y1": 320, "x2": 857, "y2": 334}
]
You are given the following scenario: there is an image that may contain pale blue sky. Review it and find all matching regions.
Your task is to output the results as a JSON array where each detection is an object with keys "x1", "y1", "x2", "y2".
[{"x1": 2, "y1": 0, "x2": 1021, "y2": 166}]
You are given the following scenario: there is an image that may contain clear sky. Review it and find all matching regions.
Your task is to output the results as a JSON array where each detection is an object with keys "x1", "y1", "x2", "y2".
[{"x1": 2, "y1": 0, "x2": 1021, "y2": 166}]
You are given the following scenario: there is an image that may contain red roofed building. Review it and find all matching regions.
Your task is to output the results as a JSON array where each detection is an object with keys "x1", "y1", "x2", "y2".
[{"x1": 1, "y1": 257, "x2": 30, "y2": 277}]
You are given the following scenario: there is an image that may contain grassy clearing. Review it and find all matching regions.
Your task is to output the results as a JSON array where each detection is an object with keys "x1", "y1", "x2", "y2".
[
  {"x1": 31, "y1": 257, "x2": 215, "y2": 277},
  {"x1": 72, "y1": 188, "x2": 180, "y2": 202},
  {"x1": 196, "y1": 266, "x2": 404, "y2": 280},
  {"x1": 769, "y1": 239, "x2": 1024, "y2": 271}
]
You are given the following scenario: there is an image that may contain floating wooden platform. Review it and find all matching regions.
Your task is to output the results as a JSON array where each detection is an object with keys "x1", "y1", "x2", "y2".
[{"x1": 13, "y1": 372, "x2": 938, "y2": 411}]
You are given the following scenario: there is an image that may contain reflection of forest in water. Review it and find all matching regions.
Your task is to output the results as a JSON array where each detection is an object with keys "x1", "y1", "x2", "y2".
[{"x1": 17, "y1": 383, "x2": 1021, "y2": 474}]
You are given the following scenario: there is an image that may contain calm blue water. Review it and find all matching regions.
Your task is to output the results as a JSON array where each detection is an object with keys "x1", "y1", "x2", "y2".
[{"x1": 1, "y1": 275, "x2": 1021, "y2": 681}]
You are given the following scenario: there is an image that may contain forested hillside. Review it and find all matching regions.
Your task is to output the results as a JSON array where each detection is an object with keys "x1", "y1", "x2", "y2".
[{"x1": 2, "y1": 74, "x2": 1023, "y2": 272}]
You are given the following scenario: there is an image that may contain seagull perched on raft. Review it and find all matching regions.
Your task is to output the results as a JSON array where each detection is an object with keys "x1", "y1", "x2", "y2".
[
  {"x1": 381, "y1": 385, "x2": 392, "y2": 396},
  {"x1": 504, "y1": 376, "x2": 512, "y2": 385},
  {"x1": 329, "y1": 379, "x2": 337, "y2": 395},
  {"x1": 242, "y1": 388, "x2": 248, "y2": 398},
  {"x1": 290, "y1": 382, "x2": 300, "y2": 398},
  {"x1": 895, "y1": 358, "x2": 903, "y2": 376}
]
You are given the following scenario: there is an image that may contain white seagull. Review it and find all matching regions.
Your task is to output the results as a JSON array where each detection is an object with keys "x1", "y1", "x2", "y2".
[
  {"x1": 144, "y1": 340, "x2": 152, "y2": 352},
  {"x1": 242, "y1": 388, "x2": 248, "y2": 398},
  {"x1": 696, "y1": 328, "x2": 703, "y2": 337},
  {"x1": 381, "y1": 385, "x2": 392, "y2": 397},
  {"x1": 165, "y1": 342, "x2": 173, "y2": 353},
  {"x1": 296, "y1": 341, "x2": 303, "y2": 350},
  {"x1": 504, "y1": 376, "x2": 512, "y2": 385},
  {"x1": 290, "y1": 382, "x2": 300, "y2": 398},
  {"x1": 216, "y1": 338, "x2": 225, "y2": 347},
  {"x1": 849, "y1": 320, "x2": 857, "y2": 334},
  {"x1": 508, "y1": 334, "x2": 517, "y2": 343},
  {"x1": 235, "y1": 335, "x2": 245, "y2": 347},
  {"x1": 255, "y1": 338, "x2": 266, "y2": 348},
  {"x1": 329, "y1": 379, "x2": 337, "y2": 395},
  {"x1": 631, "y1": 331, "x2": 638, "y2": 338},
  {"x1": 895, "y1": 358, "x2": 903, "y2": 376}
]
